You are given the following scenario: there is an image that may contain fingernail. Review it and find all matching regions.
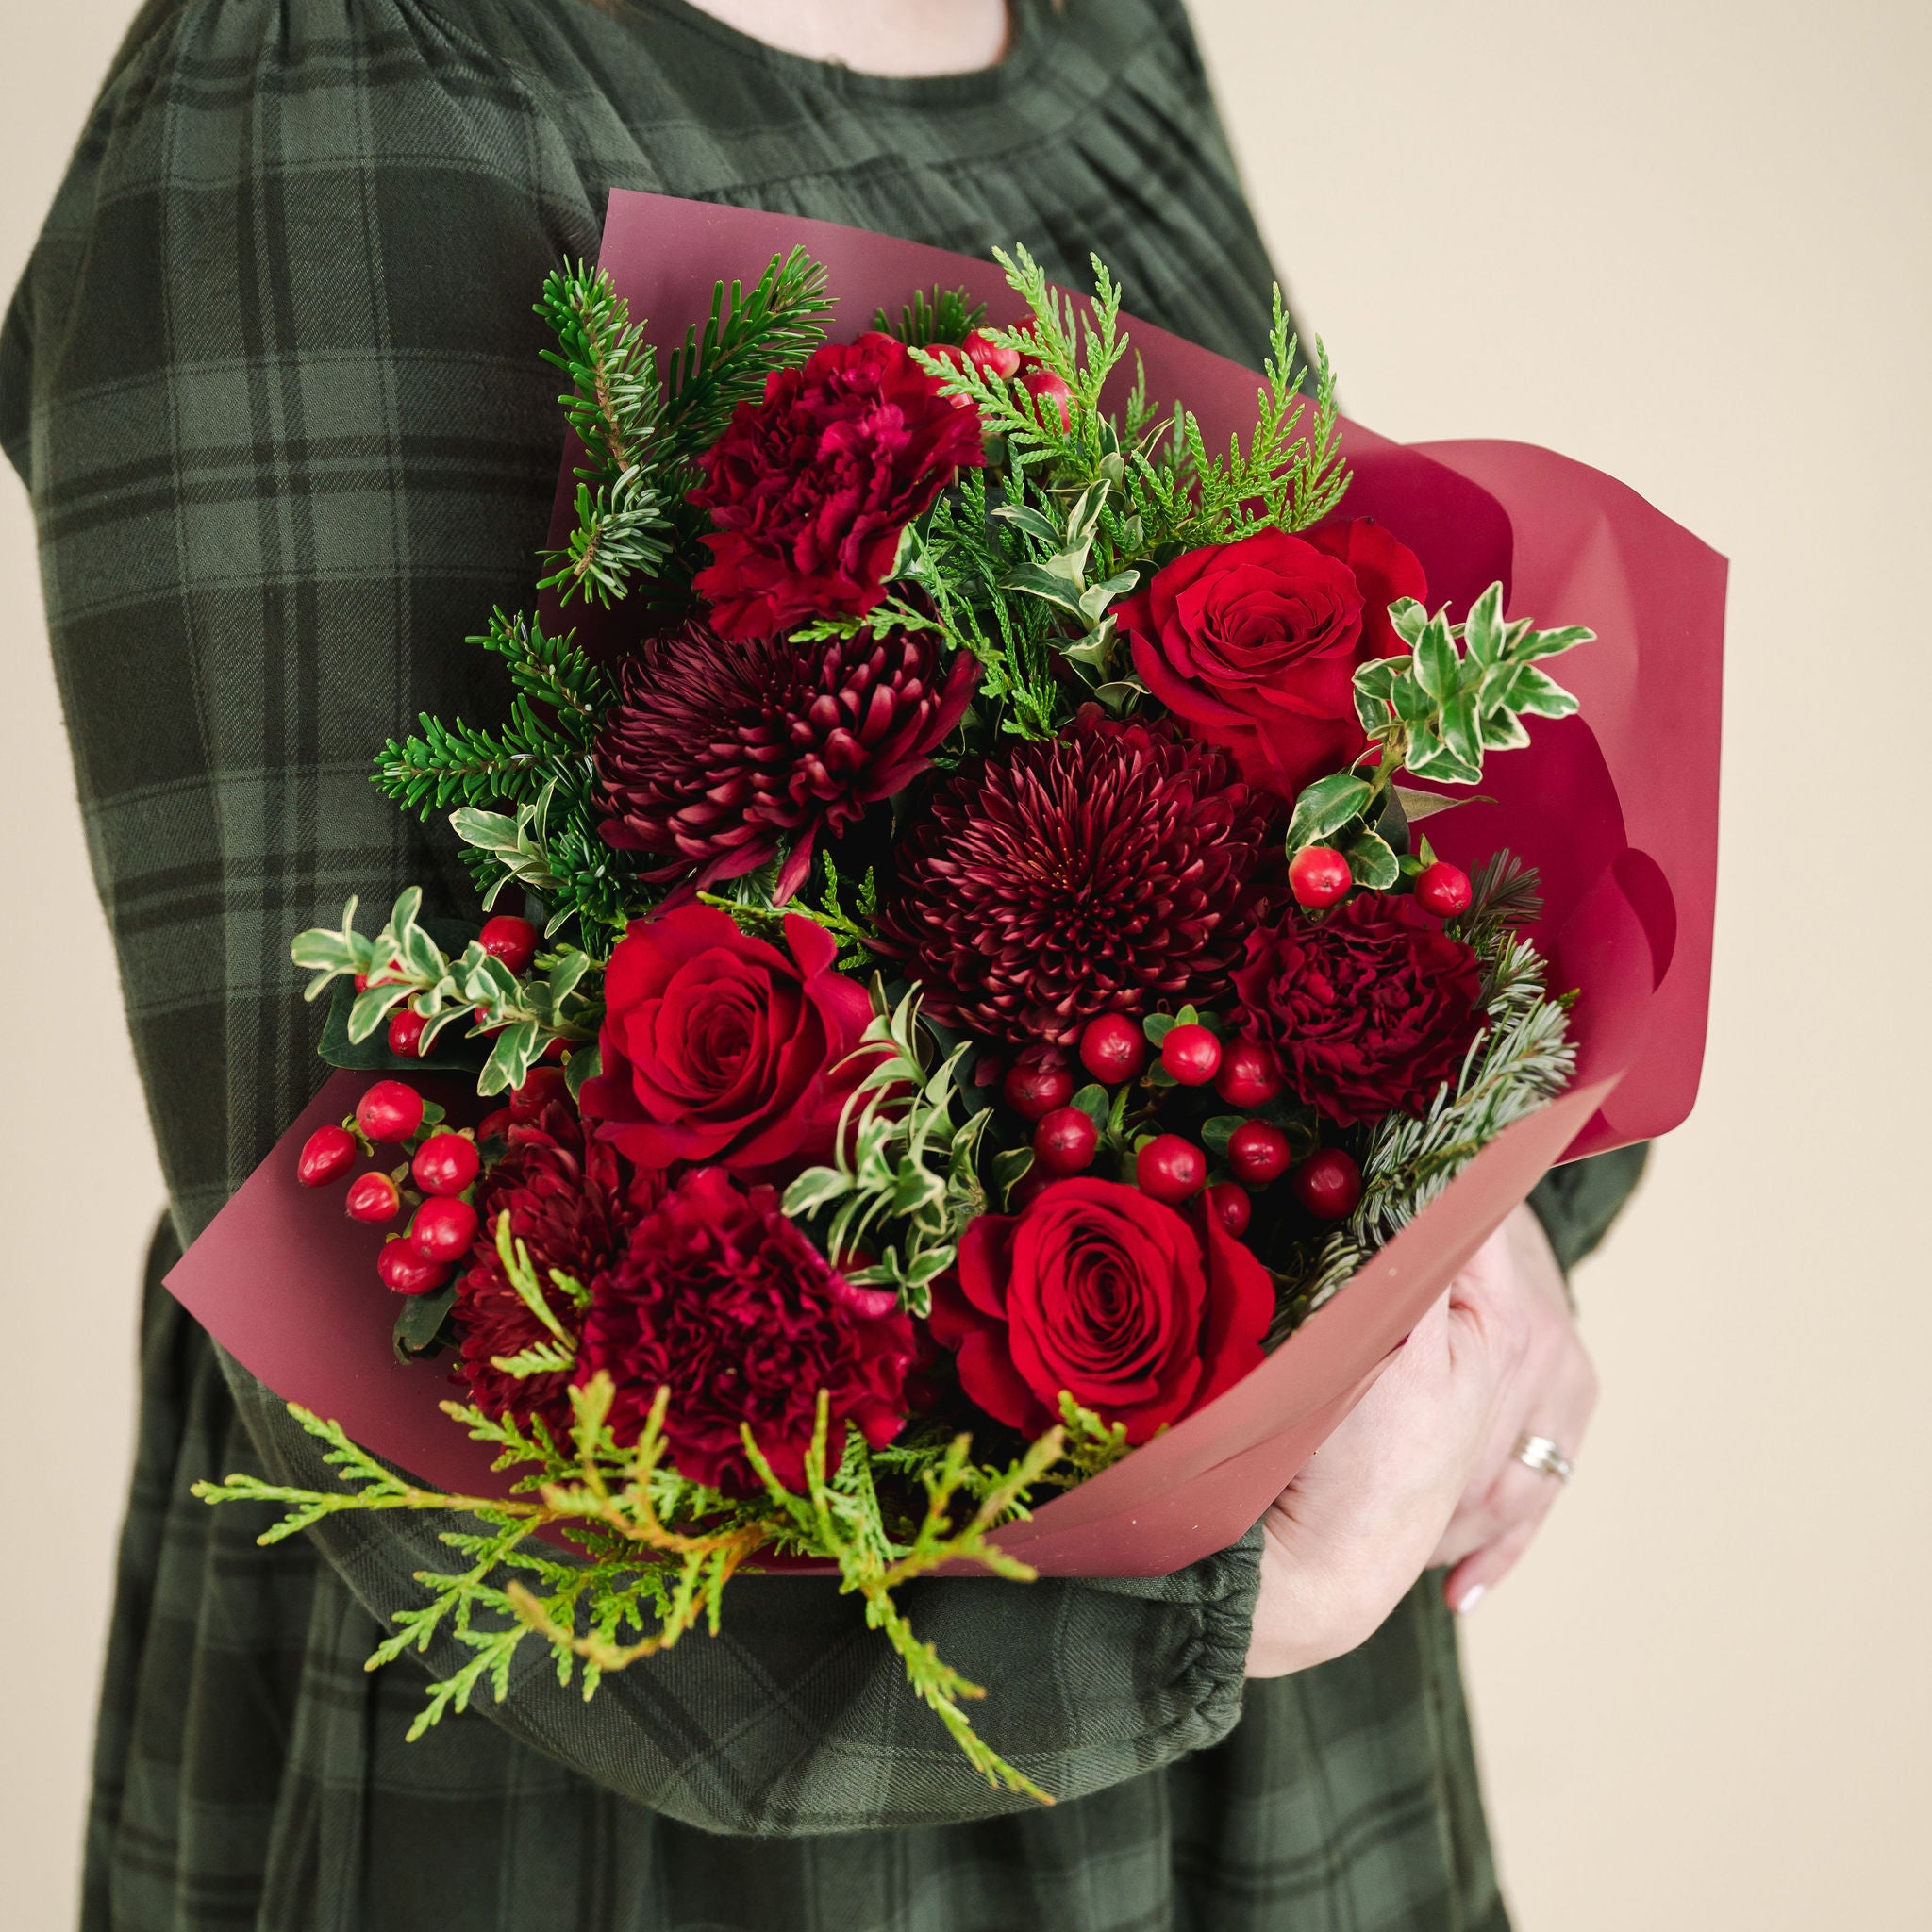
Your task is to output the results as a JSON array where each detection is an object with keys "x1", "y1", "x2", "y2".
[{"x1": 1456, "y1": 1584, "x2": 1486, "y2": 1615}]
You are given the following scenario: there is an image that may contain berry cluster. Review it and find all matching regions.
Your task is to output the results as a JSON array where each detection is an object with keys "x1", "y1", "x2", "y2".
[
  {"x1": 297, "y1": 1077, "x2": 483, "y2": 1297},
  {"x1": 998, "y1": 1008, "x2": 1365, "y2": 1232}
]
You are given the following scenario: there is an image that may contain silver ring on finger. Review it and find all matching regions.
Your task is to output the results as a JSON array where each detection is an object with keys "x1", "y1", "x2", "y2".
[{"x1": 1512, "y1": 1432, "x2": 1574, "y2": 1483}]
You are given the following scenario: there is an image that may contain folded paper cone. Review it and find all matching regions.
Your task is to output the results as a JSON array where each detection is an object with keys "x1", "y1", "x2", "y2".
[{"x1": 167, "y1": 194, "x2": 1724, "y2": 1577}]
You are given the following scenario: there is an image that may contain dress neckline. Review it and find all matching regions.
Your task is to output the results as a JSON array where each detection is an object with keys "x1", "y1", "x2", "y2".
[{"x1": 613, "y1": 0, "x2": 1050, "y2": 108}]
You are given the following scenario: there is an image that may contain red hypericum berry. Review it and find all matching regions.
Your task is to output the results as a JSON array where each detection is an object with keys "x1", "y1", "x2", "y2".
[
  {"x1": 510, "y1": 1066, "x2": 570, "y2": 1119},
  {"x1": 1414, "y1": 860, "x2": 1474, "y2": 918},
  {"x1": 1137, "y1": 1134, "x2": 1207, "y2": 1204},
  {"x1": 963, "y1": 328, "x2": 1023, "y2": 380},
  {"x1": 1208, "y1": 1180, "x2": 1252, "y2": 1238},
  {"x1": 1227, "y1": 1120, "x2": 1292, "y2": 1187},
  {"x1": 1033, "y1": 1106, "x2": 1100, "y2": 1175},
  {"x1": 478, "y1": 915, "x2": 539, "y2": 977},
  {"x1": 1214, "y1": 1038, "x2": 1284, "y2": 1109},
  {"x1": 1292, "y1": 1147, "x2": 1364, "y2": 1221},
  {"x1": 412, "y1": 1131, "x2": 480, "y2": 1199},
  {"x1": 355, "y1": 1078, "x2": 424, "y2": 1144},
  {"x1": 344, "y1": 1171, "x2": 402, "y2": 1225},
  {"x1": 1003, "y1": 1059, "x2": 1074, "y2": 1123},
  {"x1": 354, "y1": 973, "x2": 369, "y2": 992},
  {"x1": 1289, "y1": 844, "x2": 1353, "y2": 909},
  {"x1": 1024, "y1": 365, "x2": 1073, "y2": 429},
  {"x1": 387, "y1": 1008, "x2": 428, "y2": 1058},
  {"x1": 1160, "y1": 1023, "x2": 1223, "y2": 1087},
  {"x1": 408, "y1": 1194, "x2": 479, "y2": 1264},
  {"x1": 1077, "y1": 1012, "x2": 1148, "y2": 1085},
  {"x1": 296, "y1": 1123, "x2": 358, "y2": 1189},
  {"x1": 377, "y1": 1238, "x2": 452, "y2": 1296}
]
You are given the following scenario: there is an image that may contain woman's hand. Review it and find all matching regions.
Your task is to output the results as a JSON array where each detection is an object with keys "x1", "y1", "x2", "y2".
[
  {"x1": 1427, "y1": 1202, "x2": 1596, "y2": 1613},
  {"x1": 1245, "y1": 1203, "x2": 1592, "y2": 1676}
]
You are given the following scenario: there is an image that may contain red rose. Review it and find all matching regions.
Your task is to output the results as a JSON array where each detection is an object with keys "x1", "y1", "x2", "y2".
[
  {"x1": 690, "y1": 332, "x2": 984, "y2": 639},
  {"x1": 577, "y1": 905, "x2": 872, "y2": 1174},
  {"x1": 1232, "y1": 892, "x2": 1483, "y2": 1127},
  {"x1": 579, "y1": 1167, "x2": 913, "y2": 1494},
  {"x1": 1118, "y1": 520, "x2": 1426, "y2": 800},
  {"x1": 453, "y1": 1096, "x2": 661, "y2": 1433},
  {"x1": 930, "y1": 1177, "x2": 1273, "y2": 1444}
]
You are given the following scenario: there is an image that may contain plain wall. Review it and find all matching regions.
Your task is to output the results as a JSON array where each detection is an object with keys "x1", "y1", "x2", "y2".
[{"x1": 3, "y1": 2, "x2": 1926, "y2": 1927}]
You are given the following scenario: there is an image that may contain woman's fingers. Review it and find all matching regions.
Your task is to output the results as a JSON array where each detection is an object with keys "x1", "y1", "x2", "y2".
[{"x1": 1442, "y1": 1475, "x2": 1561, "y2": 1611}]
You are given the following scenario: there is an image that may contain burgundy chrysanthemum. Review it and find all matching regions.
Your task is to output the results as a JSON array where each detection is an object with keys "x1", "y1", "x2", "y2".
[
  {"x1": 877, "y1": 711, "x2": 1279, "y2": 1049},
  {"x1": 595, "y1": 624, "x2": 976, "y2": 902},
  {"x1": 453, "y1": 1091, "x2": 661, "y2": 1435},
  {"x1": 578, "y1": 1166, "x2": 914, "y2": 1496}
]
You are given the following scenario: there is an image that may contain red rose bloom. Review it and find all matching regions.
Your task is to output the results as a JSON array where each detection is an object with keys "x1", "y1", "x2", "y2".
[
  {"x1": 1232, "y1": 892, "x2": 1483, "y2": 1126},
  {"x1": 1118, "y1": 520, "x2": 1426, "y2": 800},
  {"x1": 579, "y1": 1166, "x2": 914, "y2": 1494},
  {"x1": 578, "y1": 905, "x2": 873, "y2": 1175},
  {"x1": 690, "y1": 332, "x2": 984, "y2": 639},
  {"x1": 930, "y1": 1177, "x2": 1273, "y2": 1444},
  {"x1": 453, "y1": 1091, "x2": 660, "y2": 1434}
]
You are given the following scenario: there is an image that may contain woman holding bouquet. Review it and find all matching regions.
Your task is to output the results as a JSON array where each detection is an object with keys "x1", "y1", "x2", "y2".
[{"x1": 3, "y1": 0, "x2": 1643, "y2": 1925}]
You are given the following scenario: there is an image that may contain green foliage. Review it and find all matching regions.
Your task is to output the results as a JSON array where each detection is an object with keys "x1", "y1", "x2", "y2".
[
  {"x1": 534, "y1": 265, "x2": 675, "y2": 608},
  {"x1": 291, "y1": 888, "x2": 602, "y2": 1096},
  {"x1": 1354, "y1": 583, "x2": 1591, "y2": 788},
  {"x1": 788, "y1": 857, "x2": 883, "y2": 973},
  {"x1": 874, "y1": 284, "x2": 987, "y2": 348},
  {"x1": 902, "y1": 251, "x2": 1349, "y2": 740},
  {"x1": 663, "y1": 246, "x2": 833, "y2": 448},
  {"x1": 534, "y1": 253, "x2": 831, "y2": 608},
  {"x1": 781, "y1": 989, "x2": 992, "y2": 1317},
  {"x1": 374, "y1": 610, "x2": 609, "y2": 818},
  {"x1": 193, "y1": 1374, "x2": 1073, "y2": 1803}
]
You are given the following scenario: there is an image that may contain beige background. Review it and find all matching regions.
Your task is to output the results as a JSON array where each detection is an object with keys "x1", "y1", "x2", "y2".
[{"x1": 3, "y1": 1, "x2": 1927, "y2": 1926}]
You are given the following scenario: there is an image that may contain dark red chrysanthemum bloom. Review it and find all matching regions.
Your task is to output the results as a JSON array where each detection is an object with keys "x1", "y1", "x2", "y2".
[
  {"x1": 595, "y1": 623, "x2": 976, "y2": 902},
  {"x1": 689, "y1": 332, "x2": 984, "y2": 639},
  {"x1": 877, "y1": 711, "x2": 1279, "y2": 1049},
  {"x1": 578, "y1": 1167, "x2": 914, "y2": 1496},
  {"x1": 1232, "y1": 892, "x2": 1484, "y2": 1126},
  {"x1": 453, "y1": 1091, "x2": 661, "y2": 1435}
]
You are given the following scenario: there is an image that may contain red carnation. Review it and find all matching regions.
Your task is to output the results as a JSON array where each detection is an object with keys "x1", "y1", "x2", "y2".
[
  {"x1": 578, "y1": 1167, "x2": 914, "y2": 1494},
  {"x1": 1117, "y1": 519, "x2": 1426, "y2": 800},
  {"x1": 929, "y1": 1177, "x2": 1272, "y2": 1443},
  {"x1": 690, "y1": 332, "x2": 984, "y2": 639},
  {"x1": 453, "y1": 1091, "x2": 660, "y2": 1434},
  {"x1": 577, "y1": 905, "x2": 873, "y2": 1175},
  {"x1": 876, "y1": 710, "x2": 1278, "y2": 1049},
  {"x1": 595, "y1": 623, "x2": 975, "y2": 902},
  {"x1": 1232, "y1": 892, "x2": 1483, "y2": 1126}
]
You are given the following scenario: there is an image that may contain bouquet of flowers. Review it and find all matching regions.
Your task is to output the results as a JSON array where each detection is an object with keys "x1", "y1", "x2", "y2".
[{"x1": 178, "y1": 198, "x2": 1722, "y2": 1803}]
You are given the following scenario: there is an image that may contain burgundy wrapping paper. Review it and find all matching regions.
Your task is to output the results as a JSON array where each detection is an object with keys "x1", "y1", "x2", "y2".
[{"x1": 166, "y1": 193, "x2": 1724, "y2": 1578}]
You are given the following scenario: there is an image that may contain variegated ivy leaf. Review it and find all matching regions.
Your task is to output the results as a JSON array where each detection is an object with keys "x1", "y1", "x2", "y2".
[
  {"x1": 1461, "y1": 583, "x2": 1507, "y2": 665},
  {"x1": 782, "y1": 1165, "x2": 854, "y2": 1219},
  {"x1": 478, "y1": 1021, "x2": 544, "y2": 1096},
  {"x1": 1285, "y1": 771, "x2": 1374, "y2": 852},
  {"x1": 1344, "y1": 827, "x2": 1401, "y2": 891},
  {"x1": 1385, "y1": 596, "x2": 1430, "y2": 647},
  {"x1": 346, "y1": 978, "x2": 415, "y2": 1044},
  {"x1": 563, "y1": 1040, "x2": 600, "y2": 1101}
]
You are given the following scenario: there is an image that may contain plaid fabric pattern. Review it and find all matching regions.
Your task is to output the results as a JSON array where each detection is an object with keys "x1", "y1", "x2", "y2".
[{"x1": 4, "y1": 1, "x2": 1641, "y2": 1924}]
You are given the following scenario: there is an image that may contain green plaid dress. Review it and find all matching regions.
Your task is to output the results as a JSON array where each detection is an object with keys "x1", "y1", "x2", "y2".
[{"x1": 3, "y1": 2, "x2": 1646, "y2": 1925}]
